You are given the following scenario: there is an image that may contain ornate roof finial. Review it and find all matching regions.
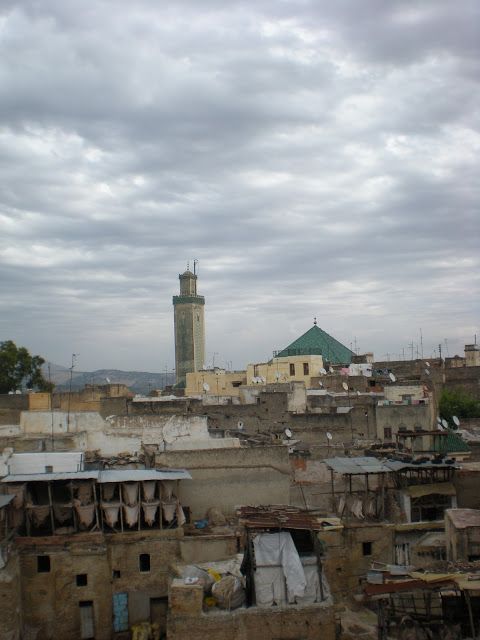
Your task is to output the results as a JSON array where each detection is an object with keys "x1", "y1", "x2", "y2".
[
  {"x1": 313, "y1": 317, "x2": 317, "y2": 325},
  {"x1": 186, "y1": 261, "x2": 190, "y2": 271}
]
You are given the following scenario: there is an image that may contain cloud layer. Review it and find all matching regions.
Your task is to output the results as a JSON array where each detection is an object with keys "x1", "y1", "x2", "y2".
[{"x1": 1, "y1": 0, "x2": 479, "y2": 371}]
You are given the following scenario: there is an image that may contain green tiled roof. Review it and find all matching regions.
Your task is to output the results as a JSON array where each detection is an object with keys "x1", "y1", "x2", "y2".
[
  {"x1": 275, "y1": 325, "x2": 354, "y2": 364},
  {"x1": 434, "y1": 431, "x2": 471, "y2": 454}
]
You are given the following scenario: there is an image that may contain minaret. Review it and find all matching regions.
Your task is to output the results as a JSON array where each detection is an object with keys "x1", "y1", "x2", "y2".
[{"x1": 173, "y1": 265, "x2": 205, "y2": 387}]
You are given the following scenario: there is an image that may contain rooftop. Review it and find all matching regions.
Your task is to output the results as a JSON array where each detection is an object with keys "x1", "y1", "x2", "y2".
[
  {"x1": 446, "y1": 508, "x2": 480, "y2": 529},
  {"x1": 275, "y1": 324, "x2": 354, "y2": 364}
]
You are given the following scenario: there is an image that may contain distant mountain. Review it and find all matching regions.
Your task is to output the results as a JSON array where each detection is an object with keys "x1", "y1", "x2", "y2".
[{"x1": 43, "y1": 364, "x2": 175, "y2": 394}]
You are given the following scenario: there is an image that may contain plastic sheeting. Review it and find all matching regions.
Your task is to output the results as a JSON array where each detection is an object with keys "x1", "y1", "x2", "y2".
[
  {"x1": 253, "y1": 532, "x2": 306, "y2": 601},
  {"x1": 254, "y1": 567, "x2": 287, "y2": 607}
]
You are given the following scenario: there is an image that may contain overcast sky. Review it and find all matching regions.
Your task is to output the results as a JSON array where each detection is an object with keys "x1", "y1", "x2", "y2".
[{"x1": 1, "y1": 1, "x2": 479, "y2": 372}]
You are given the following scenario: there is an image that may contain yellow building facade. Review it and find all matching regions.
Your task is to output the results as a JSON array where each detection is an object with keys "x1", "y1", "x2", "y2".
[
  {"x1": 246, "y1": 355, "x2": 325, "y2": 388},
  {"x1": 185, "y1": 369, "x2": 246, "y2": 397}
]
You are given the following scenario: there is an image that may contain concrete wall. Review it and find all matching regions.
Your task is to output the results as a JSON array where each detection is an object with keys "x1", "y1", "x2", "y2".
[{"x1": 156, "y1": 446, "x2": 291, "y2": 519}]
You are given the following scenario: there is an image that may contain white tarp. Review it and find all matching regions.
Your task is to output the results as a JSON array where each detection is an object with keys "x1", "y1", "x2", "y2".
[{"x1": 253, "y1": 532, "x2": 306, "y2": 601}]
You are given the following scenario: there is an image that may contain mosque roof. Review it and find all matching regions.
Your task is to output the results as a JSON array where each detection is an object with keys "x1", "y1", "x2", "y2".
[{"x1": 275, "y1": 324, "x2": 354, "y2": 364}]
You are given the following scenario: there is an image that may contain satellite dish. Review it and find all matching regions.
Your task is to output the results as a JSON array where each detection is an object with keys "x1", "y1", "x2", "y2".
[
  {"x1": 389, "y1": 372, "x2": 396, "y2": 382},
  {"x1": 237, "y1": 421, "x2": 244, "y2": 430},
  {"x1": 285, "y1": 428, "x2": 292, "y2": 439},
  {"x1": 441, "y1": 419, "x2": 448, "y2": 429},
  {"x1": 329, "y1": 367, "x2": 334, "y2": 373},
  {"x1": 342, "y1": 382, "x2": 349, "y2": 391},
  {"x1": 424, "y1": 369, "x2": 430, "y2": 375},
  {"x1": 319, "y1": 382, "x2": 323, "y2": 388},
  {"x1": 437, "y1": 417, "x2": 442, "y2": 424},
  {"x1": 425, "y1": 362, "x2": 430, "y2": 367},
  {"x1": 106, "y1": 377, "x2": 111, "y2": 383},
  {"x1": 320, "y1": 367, "x2": 327, "y2": 375},
  {"x1": 275, "y1": 371, "x2": 281, "y2": 380},
  {"x1": 453, "y1": 416, "x2": 460, "y2": 427},
  {"x1": 260, "y1": 376, "x2": 266, "y2": 383},
  {"x1": 202, "y1": 382, "x2": 210, "y2": 392},
  {"x1": 437, "y1": 424, "x2": 445, "y2": 431},
  {"x1": 326, "y1": 432, "x2": 333, "y2": 440}
]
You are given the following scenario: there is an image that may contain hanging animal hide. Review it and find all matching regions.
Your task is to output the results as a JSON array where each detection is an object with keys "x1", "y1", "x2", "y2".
[
  {"x1": 142, "y1": 501, "x2": 159, "y2": 526},
  {"x1": 122, "y1": 482, "x2": 138, "y2": 507}
]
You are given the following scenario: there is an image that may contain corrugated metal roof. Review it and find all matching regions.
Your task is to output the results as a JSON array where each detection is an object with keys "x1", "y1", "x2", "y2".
[
  {"x1": 237, "y1": 505, "x2": 342, "y2": 531},
  {"x1": 1, "y1": 471, "x2": 100, "y2": 482},
  {"x1": 1, "y1": 468, "x2": 192, "y2": 483},
  {"x1": 325, "y1": 457, "x2": 392, "y2": 474},
  {"x1": 98, "y1": 469, "x2": 191, "y2": 482},
  {"x1": 0, "y1": 494, "x2": 14, "y2": 508}
]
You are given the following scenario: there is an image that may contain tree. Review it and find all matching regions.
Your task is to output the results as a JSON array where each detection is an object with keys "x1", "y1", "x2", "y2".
[
  {"x1": 439, "y1": 388, "x2": 480, "y2": 425},
  {"x1": 0, "y1": 340, "x2": 54, "y2": 394}
]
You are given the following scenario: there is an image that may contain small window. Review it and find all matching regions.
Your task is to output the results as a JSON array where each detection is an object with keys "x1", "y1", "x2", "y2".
[
  {"x1": 384, "y1": 427, "x2": 392, "y2": 440},
  {"x1": 303, "y1": 363, "x2": 309, "y2": 375},
  {"x1": 362, "y1": 542, "x2": 373, "y2": 556},
  {"x1": 37, "y1": 555, "x2": 51, "y2": 573},
  {"x1": 289, "y1": 363, "x2": 295, "y2": 376},
  {"x1": 112, "y1": 570, "x2": 121, "y2": 579},
  {"x1": 76, "y1": 574, "x2": 88, "y2": 587},
  {"x1": 139, "y1": 553, "x2": 150, "y2": 572}
]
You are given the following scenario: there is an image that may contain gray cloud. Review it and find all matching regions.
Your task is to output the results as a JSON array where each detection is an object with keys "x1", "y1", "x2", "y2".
[{"x1": 0, "y1": 0, "x2": 478, "y2": 371}]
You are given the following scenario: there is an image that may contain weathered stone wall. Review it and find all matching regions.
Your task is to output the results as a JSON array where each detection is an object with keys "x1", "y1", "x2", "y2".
[
  {"x1": 444, "y1": 365, "x2": 480, "y2": 399},
  {"x1": 0, "y1": 549, "x2": 22, "y2": 640},
  {"x1": 0, "y1": 394, "x2": 29, "y2": 426},
  {"x1": 16, "y1": 530, "x2": 183, "y2": 639},
  {"x1": 168, "y1": 577, "x2": 336, "y2": 640},
  {"x1": 156, "y1": 446, "x2": 291, "y2": 519},
  {"x1": 376, "y1": 403, "x2": 434, "y2": 439}
]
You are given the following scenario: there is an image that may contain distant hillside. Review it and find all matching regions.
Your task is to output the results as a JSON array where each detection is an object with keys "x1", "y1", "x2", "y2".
[{"x1": 44, "y1": 365, "x2": 175, "y2": 394}]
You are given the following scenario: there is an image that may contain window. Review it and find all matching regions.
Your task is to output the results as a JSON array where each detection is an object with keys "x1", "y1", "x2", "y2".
[
  {"x1": 384, "y1": 427, "x2": 392, "y2": 440},
  {"x1": 112, "y1": 570, "x2": 121, "y2": 579},
  {"x1": 362, "y1": 542, "x2": 373, "y2": 556},
  {"x1": 303, "y1": 363, "x2": 309, "y2": 375},
  {"x1": 37, "y1": 555, "x2": 51, "y2": 573},
  {"x1": 289, "y1": 363, "x2": 295, "y2": 376},
  {"x1": 139, "y1": 553, "x2": 151, "y2": 572},
  {"x1": 76, "y1": 574, "x2": 88, "y2": 587}
]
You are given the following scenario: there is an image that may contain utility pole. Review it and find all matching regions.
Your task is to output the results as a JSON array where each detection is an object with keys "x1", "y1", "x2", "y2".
[{"x1": 67, "y1": 354, "x2": 77, "y2": 431}]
